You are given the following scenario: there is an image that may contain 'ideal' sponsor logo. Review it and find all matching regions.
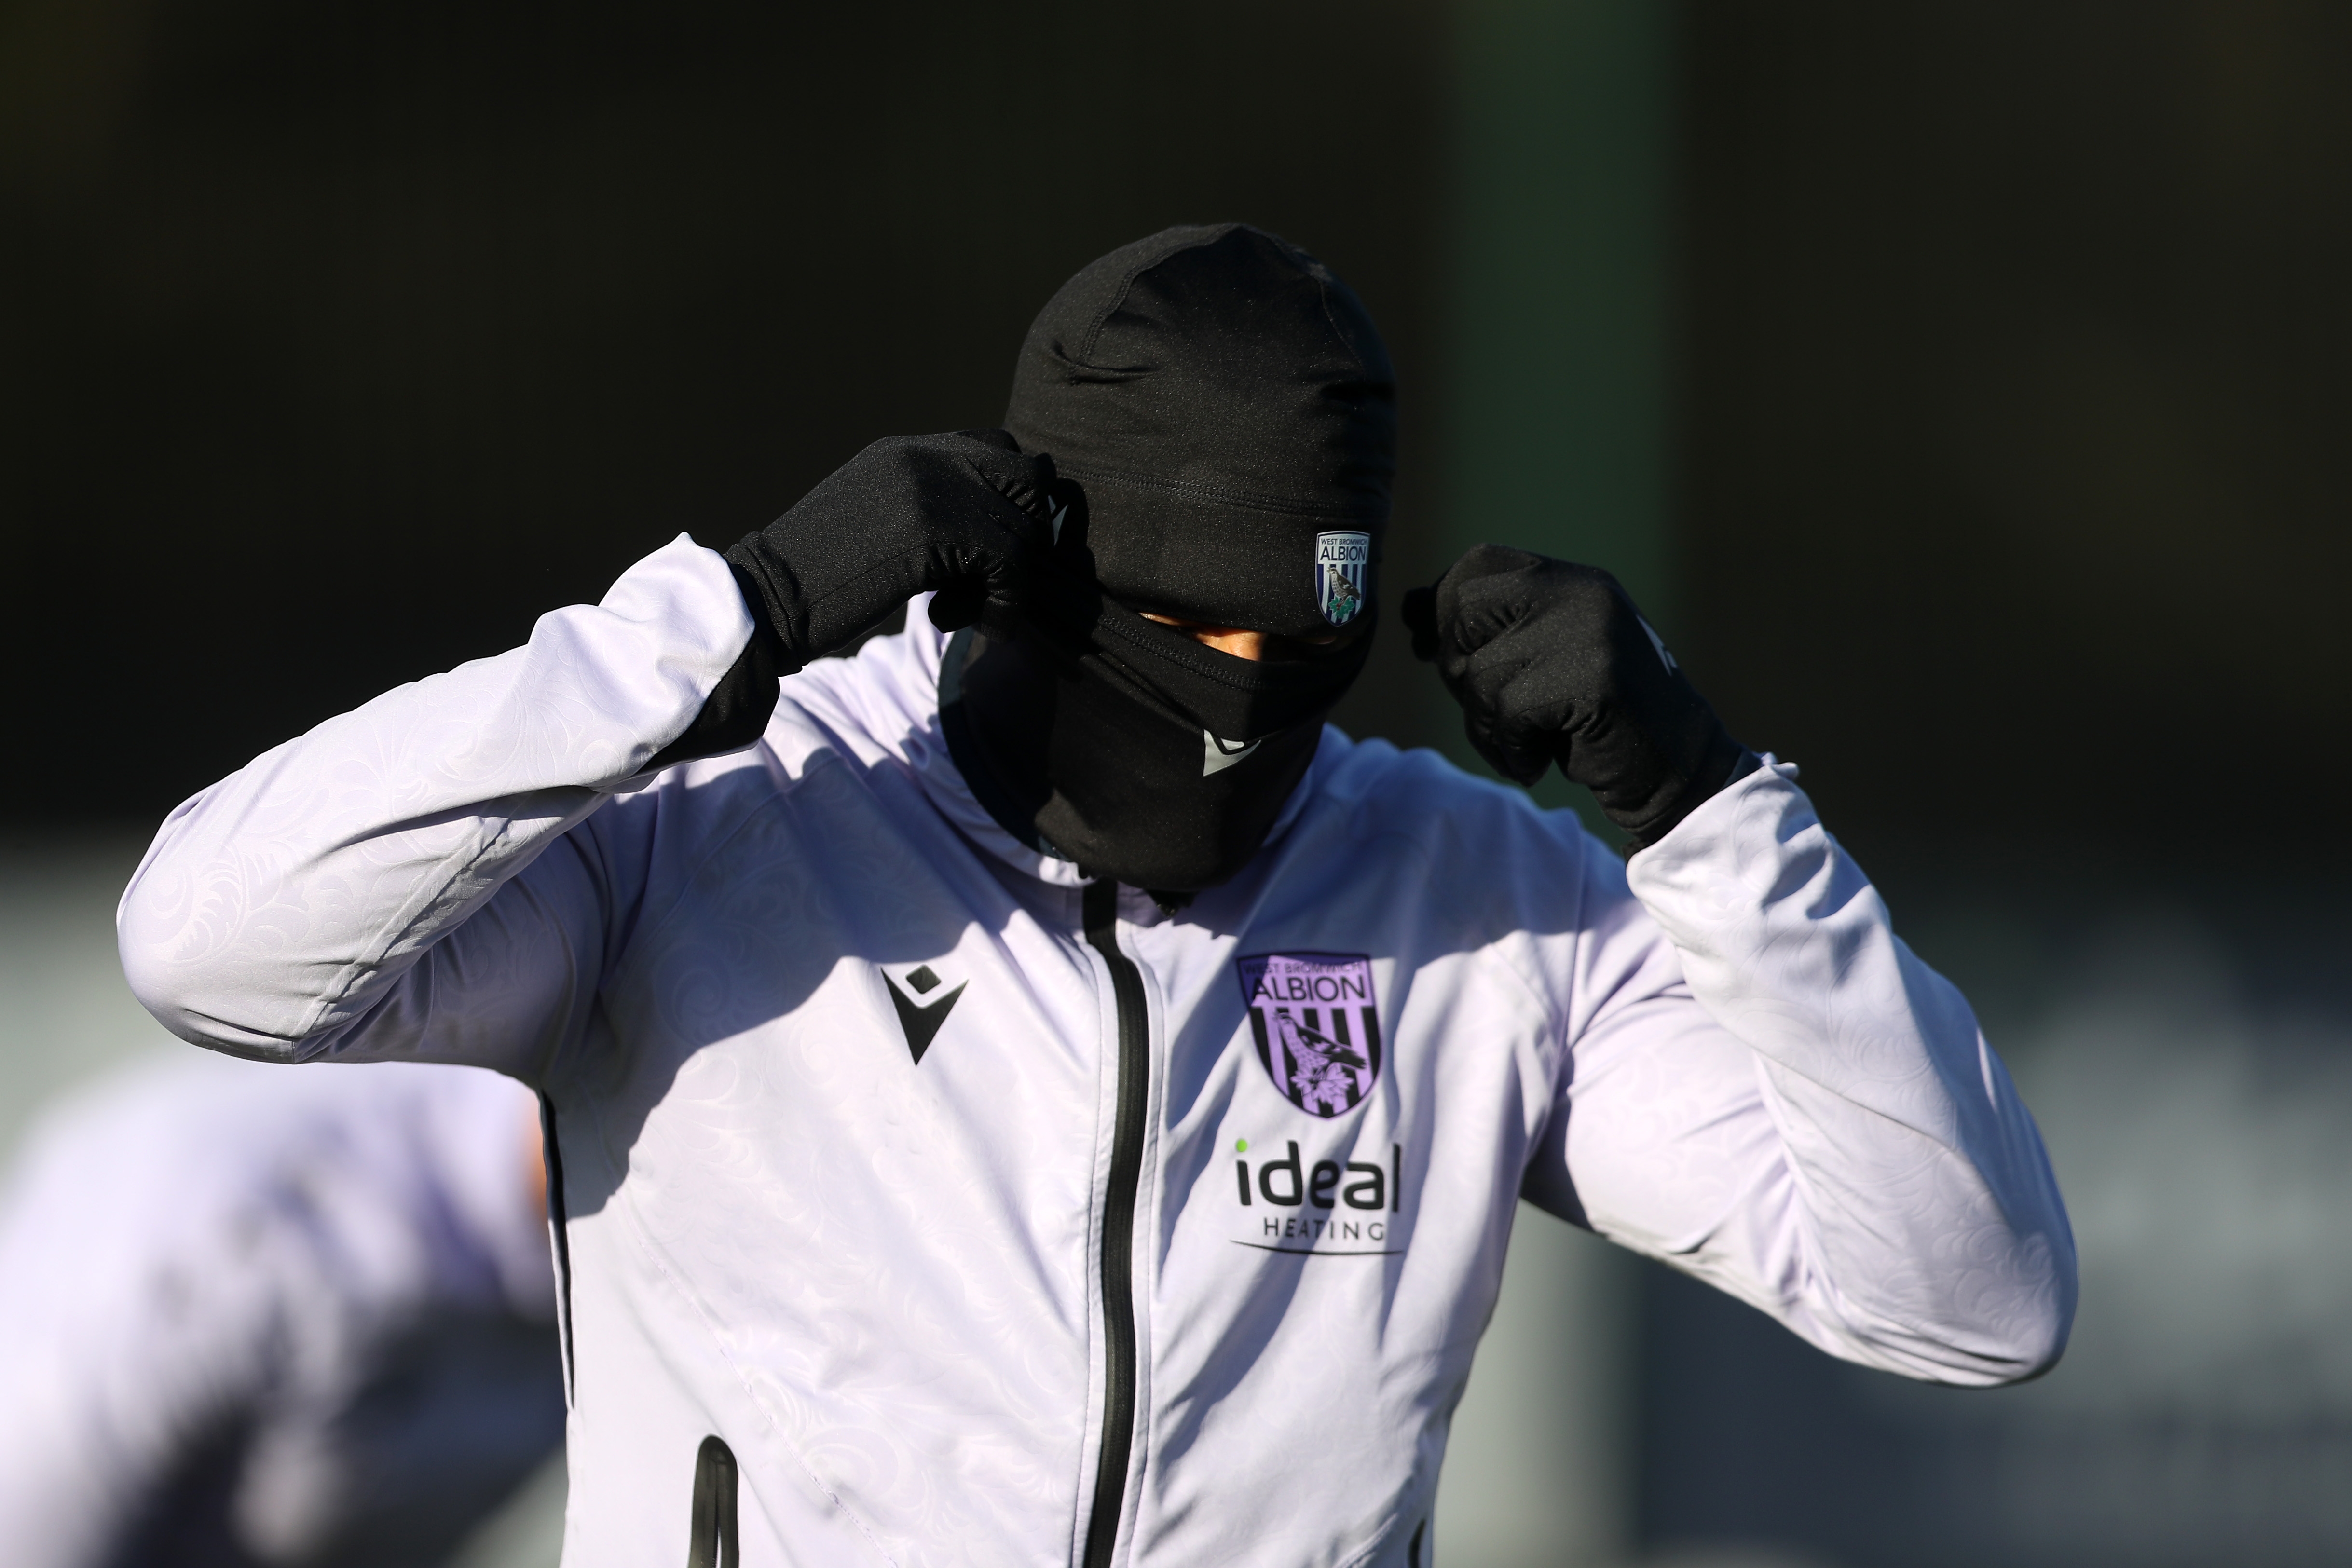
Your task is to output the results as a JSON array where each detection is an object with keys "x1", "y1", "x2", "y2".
[
  {"x1": 1234, "y1": 1140, "x2": 1399, "y2": 1211},
  {"x1": 1230, "y1": 1139, "x2": 1404, "y2": 1255}
]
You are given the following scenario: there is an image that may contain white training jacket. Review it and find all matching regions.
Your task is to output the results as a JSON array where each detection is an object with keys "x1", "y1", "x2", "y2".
[
  {"x1": 0, "y1": 1054, "x2": 559, "y2": 1568},
  {"x1": 120, "y1": 535, "x2": 2074, "y2": 1568}
]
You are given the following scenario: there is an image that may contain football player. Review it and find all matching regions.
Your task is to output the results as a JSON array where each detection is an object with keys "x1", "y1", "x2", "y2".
[{"x1": 121, "y1": 225, "x2": 2073, "y2": 1568}]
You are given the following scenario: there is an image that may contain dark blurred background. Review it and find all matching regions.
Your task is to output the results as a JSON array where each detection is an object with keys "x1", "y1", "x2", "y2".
[
  {"x1": 0, "y1": 0, "x2": 1449, "y2": 820},
  {"x1": 7, "y1": 2, "x2": 2352, "y2": 1565}
]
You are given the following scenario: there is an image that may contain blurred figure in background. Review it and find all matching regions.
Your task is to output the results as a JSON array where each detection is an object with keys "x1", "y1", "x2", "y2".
[{"x1": 0, "y1": 1056, "x2": 563, "y2": 1568}]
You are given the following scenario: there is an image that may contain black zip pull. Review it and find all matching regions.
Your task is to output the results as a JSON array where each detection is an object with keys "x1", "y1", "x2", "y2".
[
  {"x1": 537, "y1": 1091, "x2": 576, "y2": 1406},
  {"x1": 687, "y1": 1435, "x2": 739, "y2": 1568}
]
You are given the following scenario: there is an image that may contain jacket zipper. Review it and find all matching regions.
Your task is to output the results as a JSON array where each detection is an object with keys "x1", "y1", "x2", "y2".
[{"x1": 1081, "y1": 879, "x2": 1150, "y2": 1568}]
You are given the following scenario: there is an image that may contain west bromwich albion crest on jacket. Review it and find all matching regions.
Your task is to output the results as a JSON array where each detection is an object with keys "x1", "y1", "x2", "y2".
[
  {"x1": 1315, "y1": 531, "x2": 1370, "y2": 627},
  {"x1": 1237, "y1": 953, "x2": 1381, "y2": 1117}
]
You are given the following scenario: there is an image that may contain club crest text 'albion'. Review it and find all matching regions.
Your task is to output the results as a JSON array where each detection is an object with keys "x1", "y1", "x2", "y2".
[
  {"x1": 1315, "y1": 531, "x2": 1370, "y2": 627},
  {"x1": 1237, "y1": 953, "x2": 1382, "y2": 1118}
]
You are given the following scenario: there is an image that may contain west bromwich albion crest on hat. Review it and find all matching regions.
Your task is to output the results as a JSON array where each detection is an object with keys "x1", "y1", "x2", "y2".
[
  {"x1": 1315, "y1": 531, "x2": 1370, "y2": 627},
  {"x1": 1237, "y1": 952, "x2": 1381, "y2": 1118}
]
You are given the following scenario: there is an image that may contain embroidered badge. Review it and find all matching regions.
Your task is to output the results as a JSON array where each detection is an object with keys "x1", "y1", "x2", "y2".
[
  {"x1": 1314, "y1": 531, "x2": 1370, "y2": 627},
  {"x1": 1237, "y1": 952, "x2": 1382, "y2": 1117}
]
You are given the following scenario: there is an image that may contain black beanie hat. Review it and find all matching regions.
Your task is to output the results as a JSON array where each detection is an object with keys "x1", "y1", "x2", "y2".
[{"x1": 1004, "y1": 224, "x2": 1396, "y2": 641}]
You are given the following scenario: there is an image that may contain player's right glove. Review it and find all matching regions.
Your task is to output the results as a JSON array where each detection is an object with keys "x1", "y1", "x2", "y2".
[
  {"x1": 1402, "y1": 544, "x2": 1753, "y2": 850},
  {"x1": 725, "y1": 429, "x2": 1059, "y2": 673}
]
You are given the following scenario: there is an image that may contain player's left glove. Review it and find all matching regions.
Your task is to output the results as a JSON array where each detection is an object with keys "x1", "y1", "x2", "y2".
[{"x1": 1401, "y1": 545, "x2": 1753, "y2": 850}]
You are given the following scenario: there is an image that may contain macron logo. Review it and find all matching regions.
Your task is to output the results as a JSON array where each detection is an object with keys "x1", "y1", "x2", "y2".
[{"x1": 884, "y1": 964, "x2": 965, "y2": 1064}]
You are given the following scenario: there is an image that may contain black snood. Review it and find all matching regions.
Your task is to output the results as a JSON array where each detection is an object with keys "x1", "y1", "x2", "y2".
[
  {"x1": 947, "y1": 224, "x2": 1397, "y2": 894},
  {"x1": 944, "y1": 612, "x2": 1371, "y2": 891}
]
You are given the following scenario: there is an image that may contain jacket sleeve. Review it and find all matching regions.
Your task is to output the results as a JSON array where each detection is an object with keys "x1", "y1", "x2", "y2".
[
  {"x1": 117, "y1": 536, "x2": 760, "y2": 1076},
  {"x1": 1520, "y1": 759, "x2": 2077, "y2": 1387}
]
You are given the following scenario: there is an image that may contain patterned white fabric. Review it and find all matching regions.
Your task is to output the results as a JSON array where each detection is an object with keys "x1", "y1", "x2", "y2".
[{"x1": 119, "y1": 536, "x2": 2074, "y2": 1568}]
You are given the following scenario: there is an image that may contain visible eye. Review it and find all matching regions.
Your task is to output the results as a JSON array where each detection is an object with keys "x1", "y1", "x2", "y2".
[{"x1": 1138, "y1": 612, "x2": 1355, "y2": 663}]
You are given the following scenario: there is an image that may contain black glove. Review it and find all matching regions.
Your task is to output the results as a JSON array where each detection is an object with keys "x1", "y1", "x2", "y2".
[
  {"x1": 725, "y1": 429, "x2": 1059, "y2": 671},
  {"x1": 643, "y1": 430, "x2": 1055, "y2": 773},
  {"x1": 1401, "y1": 545, "x2": 1752, "y2": 849}
]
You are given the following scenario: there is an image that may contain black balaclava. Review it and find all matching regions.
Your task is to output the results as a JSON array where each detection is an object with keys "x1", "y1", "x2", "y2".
[{"x1": 944, "y1": 223, "x2": 1396, "y2": 895}]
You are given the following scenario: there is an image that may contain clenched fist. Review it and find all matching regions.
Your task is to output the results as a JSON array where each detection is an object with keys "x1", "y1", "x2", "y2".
[
  {"x1": 727, "y1": 429, "x2": 1059, "y2": 671},
  {"x1": 1402, "y1": 545, "x2": 1752, "y2": 849}
]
